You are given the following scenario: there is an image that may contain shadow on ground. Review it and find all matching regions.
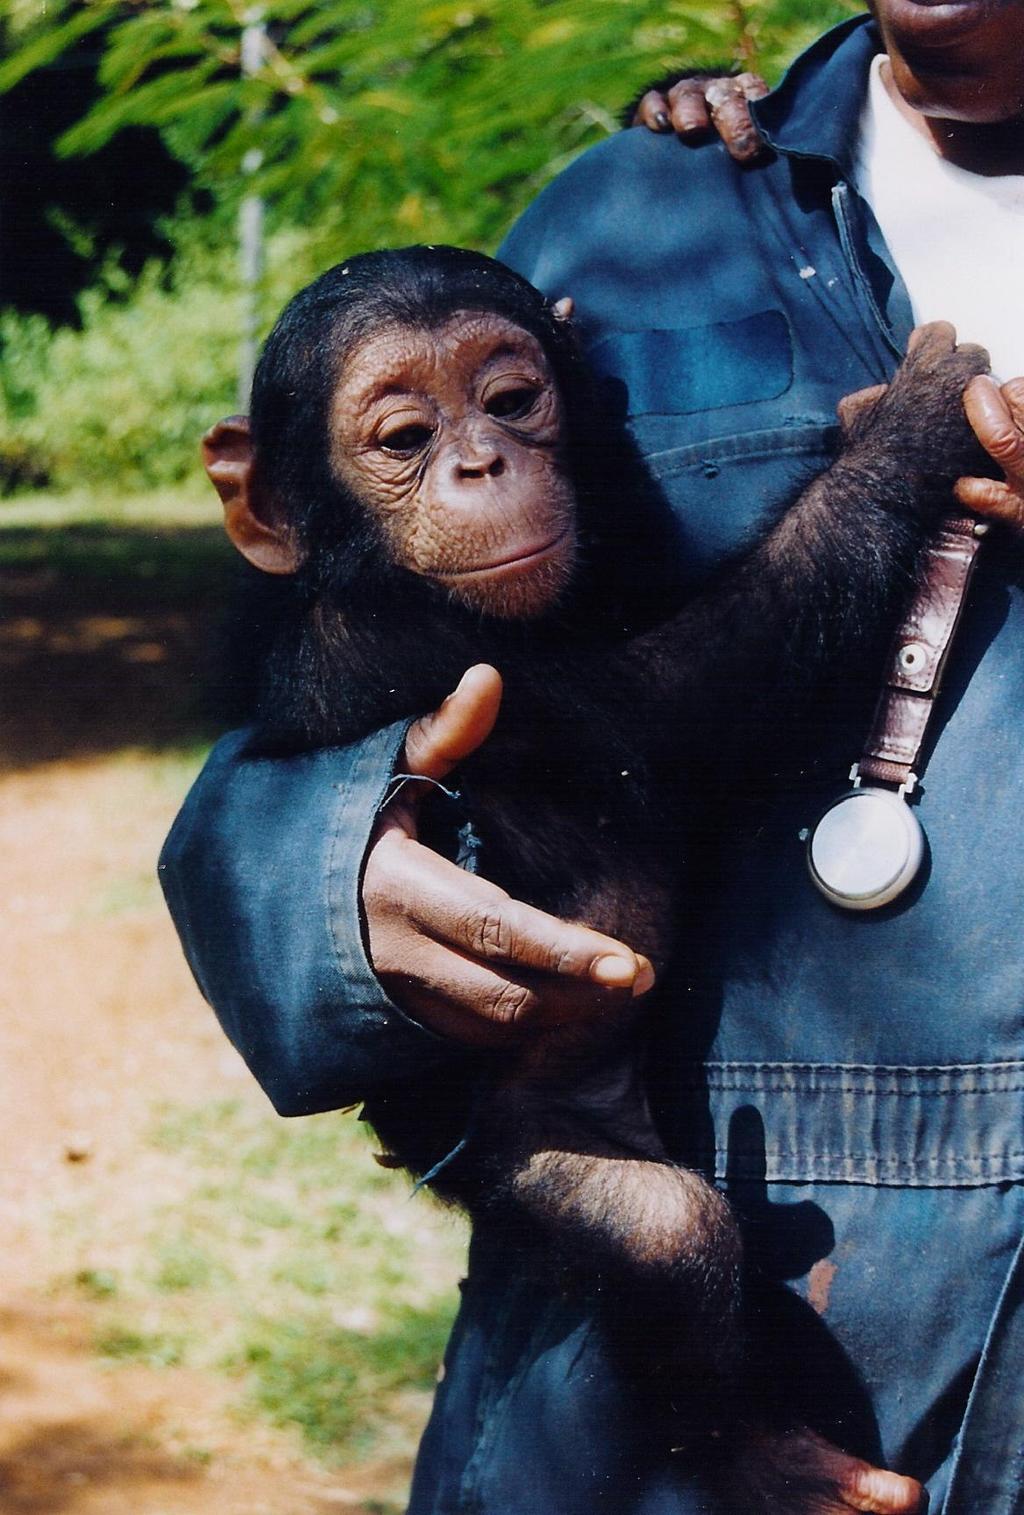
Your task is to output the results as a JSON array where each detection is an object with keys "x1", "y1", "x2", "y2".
[
  {"x1": 0, "y1": 1305, "x2": 360, "y2": 1515},
  {"x1": 0, "y1": 1421, "x2": 202, "y2": 1514},
  {"x1": 1, "y1": 523, "x2": 237, "y2": 768}
]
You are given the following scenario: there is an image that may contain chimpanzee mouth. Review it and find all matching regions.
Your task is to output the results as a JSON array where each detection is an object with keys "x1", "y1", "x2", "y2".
[{"x1": 432, "y1": 527, "x2": 574, "y2": 581}]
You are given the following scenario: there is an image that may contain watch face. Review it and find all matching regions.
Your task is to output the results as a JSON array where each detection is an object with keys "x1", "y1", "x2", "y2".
[{"x1": 807, "y1": 787, "x2": 925, "y2": 910}]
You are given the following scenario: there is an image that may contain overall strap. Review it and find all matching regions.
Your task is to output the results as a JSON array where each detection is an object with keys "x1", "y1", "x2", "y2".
[{"x1": 857, "y1": 516, "x2": 987, "y2": 790}]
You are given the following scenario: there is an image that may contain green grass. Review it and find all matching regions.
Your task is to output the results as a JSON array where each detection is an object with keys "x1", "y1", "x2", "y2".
[
  {"x1": 74, "y1": 1095, "x2": 466, "y2": 1465},
  {"x1": 0, "y1": 482, "x2": 219, "y2": 530},
  {"x1": 240, "y1": 1303, "x2": 455, "y2": 1458},
  {"x1": 96, "y1": 1326, "x2": 186, "y2": 1369}
]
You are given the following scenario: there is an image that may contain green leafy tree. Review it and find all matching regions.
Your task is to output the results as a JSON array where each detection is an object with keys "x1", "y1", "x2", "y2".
[{"x1": 2, "y1": 0, "x2": 864, "y2": 255}]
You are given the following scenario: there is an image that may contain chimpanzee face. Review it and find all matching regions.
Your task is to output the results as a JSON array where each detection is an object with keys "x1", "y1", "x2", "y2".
[
  {"x1": 328, "y1": 312, "x2": 579, "y2": 620},
  {"x1": 871, "y1": 0, "x2": 1024, "y2": 125}
]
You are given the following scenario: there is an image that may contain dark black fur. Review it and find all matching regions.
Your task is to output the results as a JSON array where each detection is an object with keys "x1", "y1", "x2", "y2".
[{"x1": 234, "y1": 247, "x2": 988, "y2": 1499}]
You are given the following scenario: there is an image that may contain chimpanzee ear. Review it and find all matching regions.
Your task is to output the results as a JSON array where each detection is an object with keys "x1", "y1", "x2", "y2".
[{"x1": 202, "y1": 415, "x2": 302, "y2": 575}]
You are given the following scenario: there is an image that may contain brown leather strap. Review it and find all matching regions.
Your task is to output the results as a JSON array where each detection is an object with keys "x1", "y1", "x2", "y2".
[{"x1": 857, "y1": 516, "x2": 987, "y2": 788}]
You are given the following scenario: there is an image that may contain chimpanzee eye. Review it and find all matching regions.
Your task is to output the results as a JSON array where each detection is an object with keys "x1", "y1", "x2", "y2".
[
  {"x1": 484, "y1": 386, "x2": 541, "y2": 420},
  {"x1": 377, "y1": 424, "x2": 433, "y2": 454}
]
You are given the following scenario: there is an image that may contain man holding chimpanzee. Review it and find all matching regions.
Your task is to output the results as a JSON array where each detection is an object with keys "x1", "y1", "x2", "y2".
[{"x1": 161, "y1": 3, "x2": 1024, "y2": 1510}]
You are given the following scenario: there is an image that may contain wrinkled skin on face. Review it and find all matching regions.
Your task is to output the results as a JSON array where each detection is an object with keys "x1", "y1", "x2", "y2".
[
  {"x1": 870, "y1": 0, "x2": 1024, "y2": 166},
  {"x1": 330, "y1": 313, "x2": 579, "y2": 620}
]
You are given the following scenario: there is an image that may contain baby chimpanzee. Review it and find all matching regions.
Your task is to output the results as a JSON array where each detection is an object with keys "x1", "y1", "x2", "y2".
[{"x1": 204, "y1": 245, "x2": 990, "y2": 1509}]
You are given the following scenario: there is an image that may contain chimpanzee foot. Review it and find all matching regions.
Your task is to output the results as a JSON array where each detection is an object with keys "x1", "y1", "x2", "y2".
[{"x1": 718, "y1": 1425, "x2": 927, "y2": 1515}]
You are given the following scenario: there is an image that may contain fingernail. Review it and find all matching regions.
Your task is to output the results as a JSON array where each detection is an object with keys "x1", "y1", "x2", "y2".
[
  {"x1": 632, "y1": 960, "x2": 656, "y2": 997},
  {"x1": 593, "y1": 955, "x2": 636, "y2": 988},
  {"x1": 654, "y1": 111, "x2": 671, "y2": 130}
]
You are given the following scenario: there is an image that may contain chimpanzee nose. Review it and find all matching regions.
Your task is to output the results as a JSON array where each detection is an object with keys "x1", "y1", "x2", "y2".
[{"x1": 456, "y1": 450, "x2": 505, "y2": 480}]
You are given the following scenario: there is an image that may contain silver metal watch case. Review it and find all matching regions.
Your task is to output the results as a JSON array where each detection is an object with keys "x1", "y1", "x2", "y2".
[{"x1": 807, "y1": 786, "x2": 925, "y2": 910}]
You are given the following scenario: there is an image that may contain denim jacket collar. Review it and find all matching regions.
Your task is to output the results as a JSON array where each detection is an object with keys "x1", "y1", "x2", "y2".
[
  {"x1": 751, "y1": 15, "x2": 913, "y2": 356},
  {"x1": 752, "y1": 15, "x2": 882, "y2": 179}
]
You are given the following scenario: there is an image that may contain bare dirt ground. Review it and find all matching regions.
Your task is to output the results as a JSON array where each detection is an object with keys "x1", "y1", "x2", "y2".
[{"x1": 0, "y1": 534, "x2": 446, "y2": 1514}]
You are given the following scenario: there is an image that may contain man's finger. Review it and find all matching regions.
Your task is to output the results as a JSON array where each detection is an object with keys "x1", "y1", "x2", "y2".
[
  {"x1": 379, "y1": 941, "x2": 645, "y2": 1049},
  {"x1": 954, "y1": 475, "x2": 1024, "y2": 528},
  {"x1": 964, "y1": 374, "x2": 1024, "y2": 480},
  {"x1": 704, "y1": 77, "x2": 763, "y2": 161},
  {"x1": 369, "y1": 830, "x2": 654, "y2": 992},
  {"x1": 403, "y1": 664, "x2": 503, "y2": 780},
  {"x1": 1001, "y1": 375, "x2": 1024, "y2": 425}
]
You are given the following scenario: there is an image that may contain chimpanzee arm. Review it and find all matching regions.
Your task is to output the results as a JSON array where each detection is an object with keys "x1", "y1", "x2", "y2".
[{"x1": 633, "y1": 323, "x2": 991, "y2": 763}]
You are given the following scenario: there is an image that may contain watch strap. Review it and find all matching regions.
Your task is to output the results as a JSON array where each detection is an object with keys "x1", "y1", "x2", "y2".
[{"x1": 857, "y1": 516, "x2": 987, "y2": 788}]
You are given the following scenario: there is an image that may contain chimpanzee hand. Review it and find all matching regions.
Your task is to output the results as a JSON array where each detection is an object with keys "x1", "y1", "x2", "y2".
[
  {"x1": 722, "y1": 1425, "x2": 927, "y2": 1514},
  {"x1": 839, "y1": 322, "x2": 991, "y2": 498},
  {"x1": 956, "y1": 375, "x2": 1024, "y2": 529},
  {"x1": 362, "y1": 664, "x2": 655, "y2": 1051},
  {"x1": 631, "y1": 71, "x2": 768, "y2": 160}
]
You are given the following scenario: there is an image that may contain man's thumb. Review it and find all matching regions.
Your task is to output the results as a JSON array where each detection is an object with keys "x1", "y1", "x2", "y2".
[{"x1": 403, "y1": 665, "x2": 503, "y2": 780}]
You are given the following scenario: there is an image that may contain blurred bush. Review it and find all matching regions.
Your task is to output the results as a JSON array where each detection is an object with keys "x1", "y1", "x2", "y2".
[{"x1": 0, "y1": 227, "x2": 318, "y2": 493}]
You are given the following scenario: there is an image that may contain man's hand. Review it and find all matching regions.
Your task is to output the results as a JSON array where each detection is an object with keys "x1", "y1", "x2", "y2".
[
  {"x1": 956, "y1": 374, "x2": 1024, "y2": 528},
  {"x1": 632, "y1": 71, "x2": 769, "y2": 161},
  {"x1": 363, "y1": 664, "x2": 655, "y2": 1050}
]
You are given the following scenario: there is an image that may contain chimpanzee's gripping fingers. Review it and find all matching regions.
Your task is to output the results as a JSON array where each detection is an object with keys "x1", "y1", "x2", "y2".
[
  {"x1": 833, "y1": 1458, "x2": 927, "y2": 1514},
  {"x1": 634, "y1": 73, "x2": 768, "y2": 157},
  {"x1": 905, "y1": 319, "x2": 956, "y2": 359},
  {"x1": 704, "y1": 75, "x2": 768, "y2": 161},
  {"x1": 777, "y1": 1429, "x2": 927, "y2": 1514},
  {"x1": 664, "y1": 79, "x2": 715, "y2": 136},
  {"x1": 837, "y1": 384, "x2": 888, "y2": 439},
  {"x1": 963, "y1": 375, "x2": 1024, "y2": 480},
  {"x1": 899, "y1": 324, "x2": 990, "y2": 389},
  {"x1": 725, "y1": 1426, "x2": 926, "y2": 1515},
  {"x1": 633, "y1": 89, "x2": 673, "y2": 132},
  {"x1": 956, "y1": 375, "x2": 1024, "y2": 529},
  {"x1": 861, "y1": 324, "x2": 991, "y2": 483}
]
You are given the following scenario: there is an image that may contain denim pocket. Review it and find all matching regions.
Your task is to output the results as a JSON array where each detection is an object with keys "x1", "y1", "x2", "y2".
[{"x1": 588, "y1": 310, "x2": 794, "y2": 418}]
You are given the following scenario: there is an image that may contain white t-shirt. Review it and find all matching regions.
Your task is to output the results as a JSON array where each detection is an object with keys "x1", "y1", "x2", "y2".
[{"x1": 853, "y1": 53, "x2": 1024, "y2": 379}]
